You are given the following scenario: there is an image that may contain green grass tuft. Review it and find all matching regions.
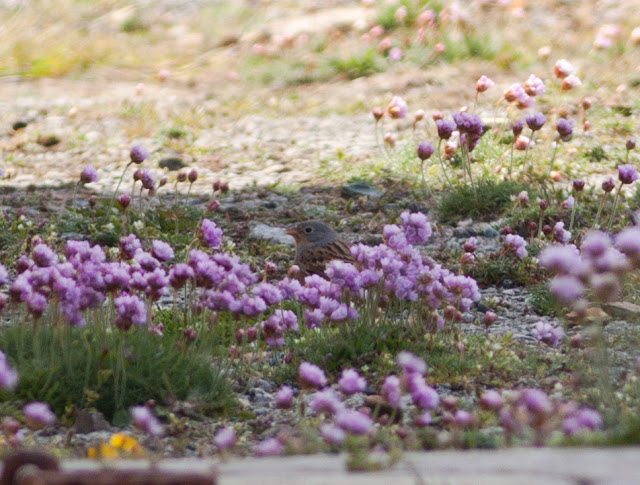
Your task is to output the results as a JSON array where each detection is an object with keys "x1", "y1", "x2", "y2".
[{"x1": 439, "y1": 180, "x2": 529, "y2": 221}]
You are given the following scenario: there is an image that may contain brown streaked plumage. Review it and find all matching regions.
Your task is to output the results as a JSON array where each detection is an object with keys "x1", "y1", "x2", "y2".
[{"x1": 286, "y1": 221, "x2": 354, "y2": 276}]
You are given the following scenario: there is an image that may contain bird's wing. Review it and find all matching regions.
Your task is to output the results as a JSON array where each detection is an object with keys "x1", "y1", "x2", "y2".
[{"x1": 297, "y1": 239, "x2": 354, "y2": 276}]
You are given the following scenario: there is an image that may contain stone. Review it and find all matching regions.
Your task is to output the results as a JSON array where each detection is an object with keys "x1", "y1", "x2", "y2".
[
  {"x1": 602, "y1": 301, "x2": 640, "y2": 322},
  {"x1": 249, "y1": 222, "x2": 295, "y2": 246},
  {"x1": 483, "y1": 227, "x2": 500, "y2": 238},
  {"x1": 158, "y1": 157, "x2": 187, "y2": 171},
  {"x1": 340, "y1": 182, "x2": 382, "y2": 200},
  {"x1": 73, "y1": 410, "x2": 110, "y2": 434},
  {"x1": 11, "y1": 120, "x2": 28, "y2": 131},
  {"x1": 37, "y1": 134, "x2": 61, "y2": 147}
]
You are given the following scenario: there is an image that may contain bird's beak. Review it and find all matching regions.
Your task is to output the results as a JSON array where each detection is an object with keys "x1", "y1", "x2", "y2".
[{"x1": 285, "y1": 226, "x2": 297, "y2": 237}]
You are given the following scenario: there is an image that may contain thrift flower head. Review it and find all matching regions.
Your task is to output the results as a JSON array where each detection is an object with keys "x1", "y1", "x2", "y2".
[
  {"x1": 554, "y1": 59, "x2": 575, "y2": 79},
  {"x1": 131, "y1": 406, "x2": 163, "y2": 436},
  {"x1": 32, "y1": 244, "x2": 58, "y2": 267},
  {"x1": 549, "y1": 275, "x2": 584, "y2": 303},
  {"x1": 335, "y1": 409, "x2": 373, "y2": 435},
  {"x1": 130, "y1": 145, "x2": 149, "y2": 164},
  {"x1": 151, "y1": 240, "x2": 175, "y2": 262},
  {"x1": 556, "y1": 118, "x2": 574, "y2": 140},
  {"x1": 319, "y1": 423, "x2": 345, "y2": 445},
  {"x1": 298, "y1": 361, "x2": 327, "y2": 389},
  {"x1": 400, "y1": 211, "x2": 432, "y2": 245},
  {"x1": 627, "y1": 138, "x2": 636, "y2": 151},
  {"x1": 200, "y1": 219, "x2": 223, "y2": 248},
  {"x1": 382, "y1": 375, "x2": 403, "y2": 409},
  {"x1": 532, "y1": 321, "x2": 565, "y2": 346},
  {"x1": 0, "y1": 351, "x2": 18, "y2": 390},
  {"x1": 255, "y1": 437, "x2": 283, "y2": 457},
  {"x1": 524, "y1": 74, "x2": 545, "y2": 96},
  {"x1": 417, "y1": 141, "x2": 435, "y2": 161},
  {"x1": 521, "y1": 388, "x2": 553, "y2": 416},
  {"x1": 581, "y1": 231, "x2": 610, "y2": 258},
  {"x1": 563, "y1": 408, "x2": 603, "y2": 435},
  {"x1": 387, "y1": 96, "x2": 408, "y2": 119},
  {"x1": 275, "y1": 385, "x2": 294, "y2": 409},
  {"x1": 117, "y1": 193, "x2": 131, "y2": 209},
  {"x1": 80, "y1": 165, "x2": 98, "y2": 184},
  {"x1": 602, "y1": 177, "x2": 616, "y2": 193},
  {"x1": 214, "y1": 426, "x2": 236, "y2": 449},
  {"x1": 476, "y1": 75, "x2": 494, "y2": 93},
  {"x1": 512, "y1": 119, "x2": 524, "y2": 136},
  {"x1": 618, "y1": 164, "x2": 639, "y2": 185},
  {"x1": 397, "y1": 351, "x2": 427, "y2": 375},
  {"x1": 436, "y1": 119, "x2": 456, "y2": 140},
  {"x1": 454, "y1": 410, "x2": 475, "y2": 427},
  {"x1": 338, "y1": 369, "x2": 366, "y2": 395},
  {"x1": 525, "y1": 112, "x2": 546, "y2": 131},
  {"x1": 23, "y1": 402, "x2": 56, "y2": 430},
  {"x1": 310, "y1": 388, "x2": 344, "y2": 415},
  {"x1": 504, "y1": 234, "x2": 528, "y2": 259},
  {"x1": 553, "y1": 222, "x2": 572, "y2": 245},
  {"x1": 561, "y1": 74, "x2": 581, "y2": 90},
  {"x1": 573, "y1": 179, "x2": 585, "y2": 192},
  {"x1": 480, "y1": 390, "x2": 504, "y2": 410}
]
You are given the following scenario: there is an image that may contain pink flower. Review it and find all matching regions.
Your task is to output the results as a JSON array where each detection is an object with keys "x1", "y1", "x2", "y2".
[
  {"x1": 214, "y1": 426, "x2": 236, "y2": 449},
  {"x1": 338, "y1": 369, "x2": 366, "y2": 395}
]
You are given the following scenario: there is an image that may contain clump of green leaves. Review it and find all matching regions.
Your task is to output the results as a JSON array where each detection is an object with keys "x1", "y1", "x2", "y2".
[
  {"x1": 439, "y1": 180, "x2": 529, "y2": 221},
  {"x1": 0, "y1": 322, "x2": 235, "y2": 421}
]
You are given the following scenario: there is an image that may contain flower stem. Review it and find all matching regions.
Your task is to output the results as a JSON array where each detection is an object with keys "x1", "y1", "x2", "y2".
[
  {"x1": 605, "y1": 183, "x2": 623, "y2": 233},
  {"x1": 111, "y1": 161, "x2": 133, "y2": 207},
  {"x1": 592, "y1": 192, "x2": 610, "y2": 230},
  {"x1": 569, "y1": 194, "x2": 578, "y2": 232}
]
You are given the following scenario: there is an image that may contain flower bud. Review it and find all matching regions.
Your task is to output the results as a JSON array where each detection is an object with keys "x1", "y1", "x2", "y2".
[
  {"x1": 561, "y1": 74, "x2": 582, "y2": 91},
  {"x1": 372, "y1": 107, "x2": 384, "y2": 121},
  {"x1": 539, "y1": 199, "x2": 548, "y2": 211},
  {"x1": 177, "y1": 172, "x2": 187, "y2": 183},
  {"x1": 130, "y1": 145, "x2": 149, "y2": 164},
  {"x1": 247, "y1": 326, "x2": 258, "y2": 343},
  {"x1": 483, "y1": 311, "x2": 497, "y2": 327},
  {"x1": 581, "y1": 98, "x2": 592, "y2": 110},
  {"x1": 188, "y1": 168, "x2": 198, "y2": 183},
  {"x1": 417, "y1": 141, "x2": 435, "y2": 160},
  {"x1": 235, "y1": 329, "x2": 245, "y2": 345},
  {"x1": 542, "y1": 224, "x2": 552, "y2": 235},
  {"x1": 384, "y1": 132, "x2": 396, "y2": 148},
  {"x1": 528, "y1": 221, "x2": 538, "y2": 233},
  {"x1": 573, "y1": 179, "x2": 585, "y2": 192},
  {"x1": 159, "y1": 176, "x2": 167, "y2": 187},
  {"x1": 133, "y1": 169, "x2": 143, "y2": 182},
  {"x1": 207, "y1": 199, "x2": 220, "y2": 212},
  {"x1": 476, "y1": 75, "x2": 494, "y2": 93},
  {"x1": 184, "y1": 327, "x2": 197, "y2": 342},
  {"x1": 627, "y1": 138, "x2": 636, "y2": 151},
  {"x1": 432, "y1": 110, "x2": 443, "y2": 121},
  {"x1": 583, "y1": 120, "x2": 591, "y2": 132},
  {"x1": 602, "y1": 177, "x2": 615, "y2": 193},
  {"x1": 514, "y1": 135, "x2": 530, "y2": 151},
  {"x1": 500, "y1": 226, "x2": 513, "y2": 235},
  {"x1": 414, "y1": 109, "x2": 425, "y2": 122}
]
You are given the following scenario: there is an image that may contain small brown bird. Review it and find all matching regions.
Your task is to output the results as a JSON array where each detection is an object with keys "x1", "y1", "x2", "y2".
[{"x1": 286, "y1": 221, "x2": 354, "y2": 276}]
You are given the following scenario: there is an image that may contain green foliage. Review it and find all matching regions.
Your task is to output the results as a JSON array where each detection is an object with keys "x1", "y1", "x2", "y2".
[
  {"x1": 583, "y1": 146, "x2": 608, "y2": 163},
  {"x1": 439, "y1": 180, "x2": 529, "y2": 221},
  {"x1": 121, "y1": 15, "x2": 148, "y2": 33},
  {"x1": 465, "y1": 255, "x2": 541, "y2": 287},
  {"x1": 329, "y1": 49, "x2": 384, "y2": 80},
  {"x1": 0, "y1": 322, "x2": 235, "y2": 420},
  {"x1": 528, "y1": 282, "x2": 557, "y2": 316},
  {"x1": 375, "y1": 0, "x2": 420, "y2": 30}
]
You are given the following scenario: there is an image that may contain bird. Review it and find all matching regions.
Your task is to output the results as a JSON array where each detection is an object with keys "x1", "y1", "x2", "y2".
[{"x1": 285, "y1": 221, "x2": 354, "y2": 276}]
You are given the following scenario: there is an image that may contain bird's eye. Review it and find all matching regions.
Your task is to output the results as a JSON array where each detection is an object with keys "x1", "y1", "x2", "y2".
[{"x1": 304, "y1": 226, "x2": 313, "y2": 233}]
